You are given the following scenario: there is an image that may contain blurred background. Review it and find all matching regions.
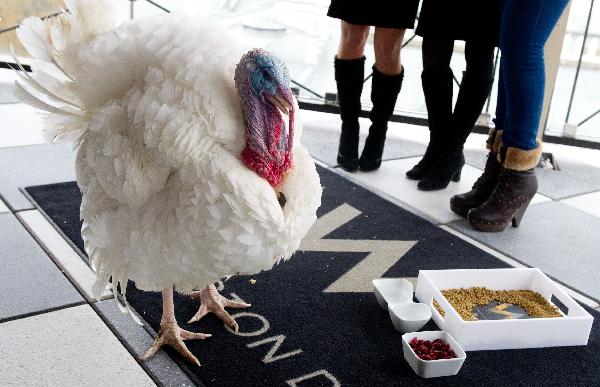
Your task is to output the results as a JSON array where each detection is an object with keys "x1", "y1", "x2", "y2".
[{"x1": 1, "y1": 0, "x2": 599, "y2": 145}]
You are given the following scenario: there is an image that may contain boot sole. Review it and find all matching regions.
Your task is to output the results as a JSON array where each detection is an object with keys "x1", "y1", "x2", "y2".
[
  {"x1": 468, "y1": 218, "x2": 510, "y2": 233},
  {"x1": 405, "y1": 172, "x2": 424, "y2": 181},
  {"x1": 339, "y1": 164, "x2": 359, "y2": 172},
  {"x1": 417, "y1": 169, "x2": 462, "y2": 191},
  {"x1": 467, "y1": 199, "x2": 532, "y2": 233},
  {"x1": 359, "y1": 159, "x2": 382, "y2": 172},
  {"x1": 337, "y1": 156, "x2": 359, "y2": 172}
]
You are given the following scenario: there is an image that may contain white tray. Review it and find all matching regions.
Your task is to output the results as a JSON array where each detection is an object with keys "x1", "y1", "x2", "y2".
[{"x1": 414, "y1": 268, "x2": 594, "y2": 351}]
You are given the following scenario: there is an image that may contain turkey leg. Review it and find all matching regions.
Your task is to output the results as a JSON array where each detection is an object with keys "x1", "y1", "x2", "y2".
[
  {"x1": 188, "y1": 284, "x2": 251, "y2": 332},
  {"x1": 143, "y1": 287, "x2": 211, "y2": 366}
]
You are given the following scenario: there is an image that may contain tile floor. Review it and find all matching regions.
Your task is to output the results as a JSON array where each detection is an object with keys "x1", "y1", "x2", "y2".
[
  {"x1": 0, "y1": 197, "x2": 9, "y2": 214},
  {"x1": 1, "y1": 106, "x2": 600, "y2": 385},
  {"x1": 0, "y1": 143, "x2": 76, "y2": 210},
  {"x1": 302, "y1": 113, "x2": 427, "y2": 167},
  {"x1": 336, "y1": 157, "x2": 551, "y2": 225},
  {"x1": 0, "y1": 305, "x2": 155, "y2": 386},
  {"x1": 450, "y1": 202, "x2": 600, "y2": 301},
  {"x1": 0, "y1": 213, "x2": 83, "y2": 322},
  {"x1": 17, "y1": 210, "x2": 102, "y2": 301},
  {"x1": 561, "y1": 191, "x2": 600, "y2": 219}
]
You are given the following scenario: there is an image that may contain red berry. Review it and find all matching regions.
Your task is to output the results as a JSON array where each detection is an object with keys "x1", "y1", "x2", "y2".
[{"x1": 409, "y1": 338, "x2": 457, "y2": 361}]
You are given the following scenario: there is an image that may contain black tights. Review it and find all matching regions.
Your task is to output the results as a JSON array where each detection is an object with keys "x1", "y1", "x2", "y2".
[
  {"x1": 422, "y1": 37, "x2": 494, "y2": 79},
  {"x1": 421, "y1": 36, "x2": 495, "y2": 147}
]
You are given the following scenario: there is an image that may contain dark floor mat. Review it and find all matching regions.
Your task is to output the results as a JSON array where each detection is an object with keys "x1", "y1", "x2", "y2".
[{"x1": 26, "y1": 165, "x2": 599, "y2": 386}]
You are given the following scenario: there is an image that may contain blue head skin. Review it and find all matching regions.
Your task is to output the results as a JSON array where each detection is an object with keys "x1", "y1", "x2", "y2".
[
  {"x1": 234, "y1": 49, "x2": 295, "y2": 188},
  {"x1": 249, "y1": 51, "x2": 290, "y2": 100}
]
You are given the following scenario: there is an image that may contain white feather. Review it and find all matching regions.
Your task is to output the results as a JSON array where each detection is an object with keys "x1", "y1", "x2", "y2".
[
  {"x1": 15, "y1": 1, "x2": 322, "y2": 302},
  {"x1": 10, "y1": 45, "x2": 82, "y2": 109},
  {"x1": 12, "y1": 81, "x2": 83, "y2": 117},
  {"x1": 16, "y1": 17, "x2": 53, "y2": 62}
]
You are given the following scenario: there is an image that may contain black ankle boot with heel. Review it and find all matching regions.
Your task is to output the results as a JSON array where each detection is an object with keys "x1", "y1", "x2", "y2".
[
  {"x1": 335, "y1": 56, "x2": 365, "y2": 172},
  {"x1": 359, "y1": 66, "x2": 404, "y2": 171},
  {"x1": 450, "y1": 129, "x2": 503, "y2": 217},
  {"x1": 417, "y1": 150, "x2": 465, "y2": 191}
]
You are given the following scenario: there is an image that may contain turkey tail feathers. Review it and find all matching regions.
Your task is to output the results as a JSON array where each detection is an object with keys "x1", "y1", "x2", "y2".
[{"x1": 12, "y1": 0, "x2": 118, "y2": 143}]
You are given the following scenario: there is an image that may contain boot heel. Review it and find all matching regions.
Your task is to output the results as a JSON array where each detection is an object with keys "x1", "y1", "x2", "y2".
[
  {"x1": 417, "y1": 154, "x2": 464, "y2": 191},
  {"x1": 452, "y1": 169, "x2": 462, "y2": 182},
  {"x1": 511, "y1": 199, "x2": 531, "y2": 228}
]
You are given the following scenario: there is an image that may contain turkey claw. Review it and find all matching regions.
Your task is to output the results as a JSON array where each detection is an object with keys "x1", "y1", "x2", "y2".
[
  {"x1": 188, "y1": 284, "x2": 251, "y2": 331},
  {"x1": 142, "y1": 319, "x2": 211, "y2": 366}
]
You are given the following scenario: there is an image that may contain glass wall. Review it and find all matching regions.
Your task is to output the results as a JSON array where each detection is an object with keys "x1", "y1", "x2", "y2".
[
  {"x1": 545, "y1": 0, "x2": 600, "y2": 142},
  {"x1": 2, "y1": 0, "x2": 598, "y2": 144},
  {"x1": 125, "y1": 0, "x2": 488, "y2": 121}
]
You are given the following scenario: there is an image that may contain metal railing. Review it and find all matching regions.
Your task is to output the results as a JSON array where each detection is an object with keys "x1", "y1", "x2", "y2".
[
  {"x1": 1, "y1": 0, "x2": 598, "y2": 149},
  {"x1": 120, "y1": 0, "x2": 524, "y2": 142},
  {"x1": 0, "y1": 10, "x2": 65, "y2": 72},
  {"x1": 563, "y1": 0, "x2": 599, "y2": 136}
]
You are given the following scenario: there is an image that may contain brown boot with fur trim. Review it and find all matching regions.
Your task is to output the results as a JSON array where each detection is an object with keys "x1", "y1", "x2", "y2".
[
  {"x1": 450, "y1": 129, "x2": 503, "y2": 218},
  {"x1": 467, "y1": 144, "x2": 541, "y2": 232}
]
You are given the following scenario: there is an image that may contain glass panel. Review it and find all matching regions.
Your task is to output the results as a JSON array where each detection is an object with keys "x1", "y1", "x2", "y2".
[
  {"x1": 1, "y1": 0, "x2": 502, "y2": 128},
  {"x1": 546, "y1": 0, "x2": 600, "y2": 142},
  {"x1": 125, "y1": 0, "x2": 503, "y2": 121},
  {"x1": 0, "y1": 1, "x2": 64, "y2": 58},
  {"x1": 5, "y1": 0, "x2": 599, "y2": 144}
]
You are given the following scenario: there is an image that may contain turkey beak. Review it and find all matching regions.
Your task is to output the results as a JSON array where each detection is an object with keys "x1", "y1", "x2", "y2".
[{"x1": 266, "y1": 90, "x2": 293, "y2": 116}]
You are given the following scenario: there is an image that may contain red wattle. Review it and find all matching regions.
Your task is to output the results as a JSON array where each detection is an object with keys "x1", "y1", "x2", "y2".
[
  {"x1": 241, "y1": 103, "x2": 295, "y2": 187},
  {"x1": 241, "y1": 145, "x2": 292, "y2": 187}
]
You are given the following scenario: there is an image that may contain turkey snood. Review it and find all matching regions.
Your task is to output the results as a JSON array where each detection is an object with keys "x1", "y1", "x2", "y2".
[{"x1": 234, "y1": 49, "x2": 295, "y2": 188}]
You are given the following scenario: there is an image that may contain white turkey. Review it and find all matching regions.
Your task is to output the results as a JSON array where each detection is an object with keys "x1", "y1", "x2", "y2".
[{"x1": 13, "y1": 0, "x2": 321, "y2": 366}]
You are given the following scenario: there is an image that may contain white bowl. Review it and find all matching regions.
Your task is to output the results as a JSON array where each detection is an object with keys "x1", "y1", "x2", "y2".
[
  {"x1": 389, "y1": 302, "x2": 432, "y2": 333},
  {"x1": 401, "y1": 331, "x2": 467, "y2": 378},
  {"x1": 372, "y1": 278, "x2": 413, "y2": 310}
]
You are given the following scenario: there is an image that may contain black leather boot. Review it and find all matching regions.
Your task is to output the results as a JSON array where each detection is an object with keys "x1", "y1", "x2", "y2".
[
  {"x1": 468, "y1": 144, "x2": 541, "y2": 232},
  {"x1": 417, "y1": 150, "x2": 465, "y2": 191},
  {"x1": 359, "y1": 66, "x2": 404, "y2": 171},
  {"x1": 418, "y1": 69, "x2": 494, "y2": 191},
  {"x1": 450, "y1": 129, "x2": 503, "y2": 218},
  {"x1": 406, "y1": 67, "x2": 453, "y2": 180},
  {"x1": 335, "y1": 56, "x2": 365, "y2": 172}
]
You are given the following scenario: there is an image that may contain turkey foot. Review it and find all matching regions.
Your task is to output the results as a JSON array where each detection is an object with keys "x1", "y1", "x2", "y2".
[
  {"x1": 188, "y1": 284, "x2": 251, "y2": 332},
  {"x1": 143, "y1": 288, "x2": 211, "y2": 366}
]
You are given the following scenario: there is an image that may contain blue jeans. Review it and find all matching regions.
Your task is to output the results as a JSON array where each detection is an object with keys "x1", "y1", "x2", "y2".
[{"x1": 494, "y1": 0, "x2": 569, "y2": 150}]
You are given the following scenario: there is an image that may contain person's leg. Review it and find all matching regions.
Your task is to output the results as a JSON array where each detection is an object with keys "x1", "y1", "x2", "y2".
[
  {"x1": 359, "y1": 27, "x2": 406, "y2": 171},
  {"x1": 419, "y1": 40, "x2": 496, "y2": 190},
  {"x1": 406, "y1": 36, "x2": 454, "y2": 180},
  {"x1": 499, "y1": 0, "x2": 569, "y2": 150},
  {"x1": 335, "y1": 21, "x2": 370, "y2": 172},
  {"x1": 449, "y1": 46, "x2": 503, "y2": 213},
  {"x1": 451, "y1": 40, "x2": 495, "y2": 147},
  {"x1": 373, "y1": 27, "x2": 405, "y2": 75},
  {"x1": 337, "y1": 21, "x2": 370, "y2": 60},
  {"x1": 468, "y1": 0, "x2": 569, "y2": 232},
  {"x1": 493, "y1": 60, "x2": 507, "y2": 132}
]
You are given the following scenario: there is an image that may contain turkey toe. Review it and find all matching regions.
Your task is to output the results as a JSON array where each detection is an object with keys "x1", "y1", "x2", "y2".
[
  {"x1": 188, "y1": 284, "x2": 251, "y2": 330},
  {"x1": 142, "y1": 318, "x2": 209, "y2": 366}
]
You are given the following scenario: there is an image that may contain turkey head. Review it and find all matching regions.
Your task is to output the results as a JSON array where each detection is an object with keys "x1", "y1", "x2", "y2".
[{"x1": 234, "y1": 48, "x2": 295, "y2": 189}]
